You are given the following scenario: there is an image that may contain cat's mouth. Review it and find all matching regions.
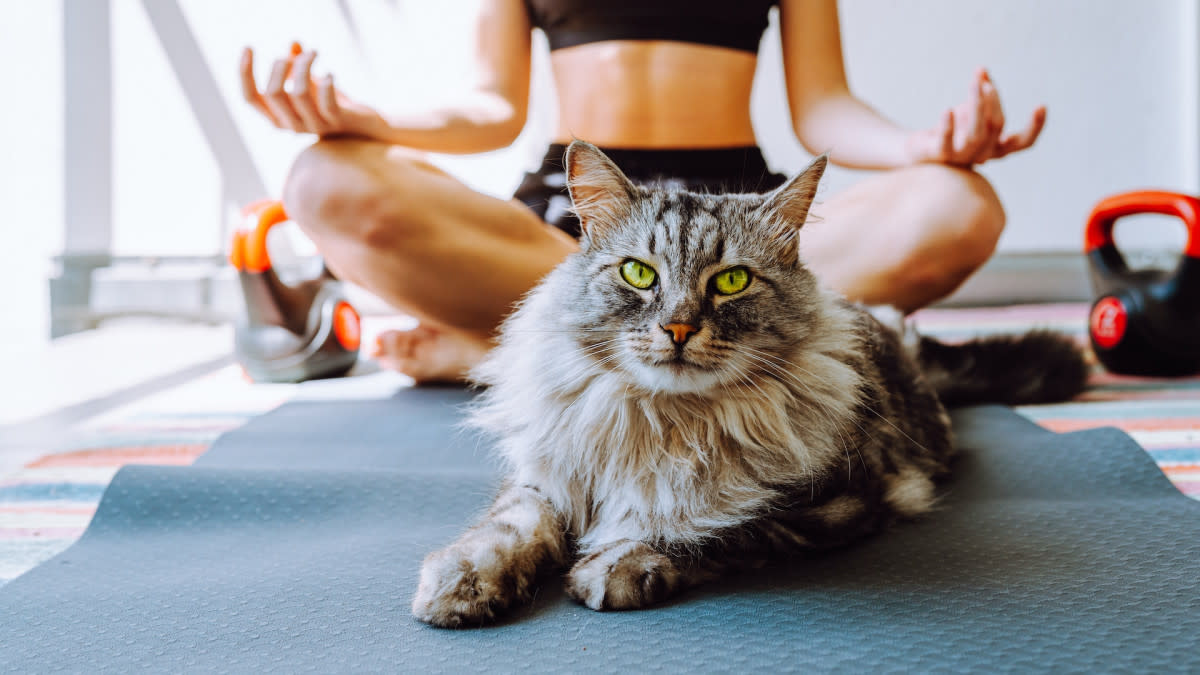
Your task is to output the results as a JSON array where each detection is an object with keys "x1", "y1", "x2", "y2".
[
  {"x1": 651, "y1": 355, "x2": 703, "y2": 371},
  {"x1": 627, "y1": 351, "x2": 724, "y2": 394}
]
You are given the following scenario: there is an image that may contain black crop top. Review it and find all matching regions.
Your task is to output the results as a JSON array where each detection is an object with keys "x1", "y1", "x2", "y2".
[{"x1": 524, "y1": 0, "x2": 778, "y2": 54}]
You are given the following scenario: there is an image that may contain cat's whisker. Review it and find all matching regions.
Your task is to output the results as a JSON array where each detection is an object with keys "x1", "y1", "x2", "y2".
[
  {"x1": 727, "y1": 363, "x2": 815, "y2": 480},
  {"x1": 560, "y1": 348, "x2": 629, "y2": 392},
  {"x1": 729, "y1": 351, "x2": 832, "y2": 504},
  {"x1": 582, "y1": 341, "x2": 625, "y2": 362},
  {"x1": 733, "y1": 346, "x2": 870, "y2": 468},
  {"x1": 582, "y1": 336, "x2": 625, "y2": 347},
  {"x1": 531, "y1": 345, "x2": 620, "y2": 397},
  {"x1": 592, "y1": 354, "x2": 625, "y2": 373},
  {"x1": 518, "y1": 348, "x2": 630, "y2": 441},
  {"x1": 735, "y1": 346, "x2": 853, "y2": 417},
  {"x1": 747, "y1": 367, "x2": 848, "y2": 479},
  {"x1": 578, "y1": 341, "x2": 623, "y2": 358},
  {"x1": 555, "y1": 349, "x2": 620, "y2": 392},
  {"x1": 740, "y1": 345, "x2": 932, "y2": 457},
  {"x1": 575, "y1": 340, "x2": 624, "y2": 362},
  {"x1": 730, "y1": 347, "x2": 862, "y2": 477},
  {"x1": 420, "y1": 143, "x2": 1079, "y2": 627},
  {"x1": 501, "y1": 329, "x2": 621, "y2": 334}
]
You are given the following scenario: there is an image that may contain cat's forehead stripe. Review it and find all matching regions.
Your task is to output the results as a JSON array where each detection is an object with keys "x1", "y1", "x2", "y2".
[{"x1": 638, "y1": 190, "x2": 744, "y2": 274}]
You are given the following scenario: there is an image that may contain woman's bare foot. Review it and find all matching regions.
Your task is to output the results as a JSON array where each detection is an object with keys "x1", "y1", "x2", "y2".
[{"x1": 372, "y1": 324, "x2": 492, "y2": 383}]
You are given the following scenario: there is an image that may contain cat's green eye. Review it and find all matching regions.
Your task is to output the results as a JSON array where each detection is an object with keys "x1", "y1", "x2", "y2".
[
  {"x1": 713, "y1": 267, "x2": 751, "y2": 295},
  {"x1": 620, "y1": 259, "x2": 658, "y2": 289}
]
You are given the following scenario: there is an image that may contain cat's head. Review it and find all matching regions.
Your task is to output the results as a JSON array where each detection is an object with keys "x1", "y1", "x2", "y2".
[{"x1": 558, "y1": 141, "x2": 830, "y2": 395}]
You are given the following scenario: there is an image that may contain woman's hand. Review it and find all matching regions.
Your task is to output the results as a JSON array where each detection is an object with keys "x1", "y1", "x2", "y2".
[
  {"x1": 240, "y1": 44, "x2": 383, "y2": 138},
  {"x1": 906, "y1": 68, "x2": 1046, "y2": 168}
]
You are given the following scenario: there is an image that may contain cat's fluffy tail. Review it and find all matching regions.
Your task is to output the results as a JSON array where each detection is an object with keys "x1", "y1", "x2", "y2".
[{"x1": 915, "y1": 331, "x2": 1090, "y2": 407}]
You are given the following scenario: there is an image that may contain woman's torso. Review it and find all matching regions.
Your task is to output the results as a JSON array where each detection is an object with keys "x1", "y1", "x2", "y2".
[
  {"x1": 550, "y1": 43, "x2": 759, "y2": 148},
  {"x1": 526, "y1": 0, "x2": 774, "y2": 149}
]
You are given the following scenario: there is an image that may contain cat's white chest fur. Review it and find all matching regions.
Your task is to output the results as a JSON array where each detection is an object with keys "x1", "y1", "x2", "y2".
[
  {"x1": 468, "y1": 284, "x2": 864, "y2": 552},
  {"x1": 478, "y1": 345, "x2": 859, "y2": 551}
]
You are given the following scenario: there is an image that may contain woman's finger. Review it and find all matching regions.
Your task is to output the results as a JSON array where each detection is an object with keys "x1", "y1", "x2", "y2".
[
  {"x1": 975, "y1": 74, "x2": 1005, "y2": 160},
  {"x1": 288, "y1": 51, "x2": 332, "y2": 133},
  {"x1": 956, "y1": 71, "x2": 990, "y2": 161},
  {"x1": 239, "y1": 48, "x2": 281, "y2": 126},
  {"x1": 937, "y1": 108, "x2": 956, "y2": 161},
  {"x1": 263, "y1": 56, "x2": 305, "y2": 131},
  {"x1": 316, "y1": 75, "x2": 343, "y2": 124},
  {"x1": 982, "y1": 70, "x2": 1005, "y2": 132},
  {"x1": 995, "y1": 106, "x2": 1047, "y2": 158}
]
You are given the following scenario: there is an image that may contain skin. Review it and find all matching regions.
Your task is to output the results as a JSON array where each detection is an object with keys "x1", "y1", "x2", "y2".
[{"x1": 240, "y1": 0, "x2": 1046, "y2": 381}]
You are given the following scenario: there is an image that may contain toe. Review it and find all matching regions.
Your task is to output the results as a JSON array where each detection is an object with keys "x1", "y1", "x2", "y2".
[
  {"x1": 371, "y1": 324, "x2": 487, "y2": 383},
  {"x1": 374, "y1": 328, "x2": 426, "y2": 376}
]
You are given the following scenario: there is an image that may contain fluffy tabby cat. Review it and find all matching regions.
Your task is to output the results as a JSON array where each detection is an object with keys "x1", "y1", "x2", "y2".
[{"x1": 411, "y1": 141, "x2": 1087, "y2": 627}]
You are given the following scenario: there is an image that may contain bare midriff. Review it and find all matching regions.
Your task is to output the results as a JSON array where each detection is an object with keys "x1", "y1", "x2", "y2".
[{"x1": 549, "y1": 41, "x2": 759, "y2": 149}]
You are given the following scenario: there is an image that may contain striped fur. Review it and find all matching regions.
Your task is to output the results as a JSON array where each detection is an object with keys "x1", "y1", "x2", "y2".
[
  {"x1": 412, "y1": 142, "x2": 1083, "y2": 627},
  {"x1": 411, "y1": 484, "x2": 567, "y2": 627}
]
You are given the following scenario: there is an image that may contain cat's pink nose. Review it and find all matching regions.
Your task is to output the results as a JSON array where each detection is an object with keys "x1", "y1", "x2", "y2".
[{"x1": 660, "y1": 322, "x2": 699, "y2": 345}]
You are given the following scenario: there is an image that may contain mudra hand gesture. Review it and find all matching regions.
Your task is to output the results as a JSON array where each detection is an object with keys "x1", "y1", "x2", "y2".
[
  {"x1": 906, "y1": 67, "x2": 1047, "y2": 168},
  {"x1": 240, "y1": 43, "x2": 383, "y2": 138}
]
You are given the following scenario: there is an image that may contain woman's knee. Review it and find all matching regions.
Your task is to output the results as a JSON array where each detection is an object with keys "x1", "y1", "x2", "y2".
[
  {"x1": 920, "y1": 165, "x2": 1005, "y2": 264},
  {"x1": 900, "y1": 166, "x2": 1005, "y2": 282},
  {"x1": 863, "y1": 165, "x2": 1003, "y2": 310},
  {"x1": 281, "y1": 138, "x2": 431, "y2": 249}
]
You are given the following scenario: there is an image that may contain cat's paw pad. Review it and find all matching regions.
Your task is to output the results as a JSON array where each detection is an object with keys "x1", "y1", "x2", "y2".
[
  {"x1": 565, "y1": 541, "x2": 681, "y2": 611},
  {"x1": 411, "y1": 546, "x2": 509, "y2": 628}
]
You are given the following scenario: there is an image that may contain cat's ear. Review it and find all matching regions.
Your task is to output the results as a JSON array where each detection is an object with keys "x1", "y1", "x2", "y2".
[
  {"x1": 565, "y1": 141, "x2": 636, "y2": 241},
  {"x1": 756, "y1": 153, "x2": 828, "y2": 262}
]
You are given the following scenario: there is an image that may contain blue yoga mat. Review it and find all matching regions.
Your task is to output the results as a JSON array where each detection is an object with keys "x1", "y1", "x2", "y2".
[{"x1": 1, "y1": 387, "x2": 1198, "y2": 673}]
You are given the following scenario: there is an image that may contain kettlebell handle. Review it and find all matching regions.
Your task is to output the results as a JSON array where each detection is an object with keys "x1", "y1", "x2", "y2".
[
  {"x1": 1084, "y1": 190, "x2": 1200, "y2": 258},
  {"x1": 229, "y1": 199, "x2": 288, "y2": 273}
]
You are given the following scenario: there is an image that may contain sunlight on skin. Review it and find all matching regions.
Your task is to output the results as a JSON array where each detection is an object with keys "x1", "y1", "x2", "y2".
[{"x1": 240, "y1": 1, "x2": 1046, "y2": 381}]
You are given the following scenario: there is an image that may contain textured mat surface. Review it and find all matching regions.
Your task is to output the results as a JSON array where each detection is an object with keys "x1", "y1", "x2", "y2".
[
  {"x1": 2, "y1": 388, "x2": 1199, "y2": 673},
  {"x1": 6, "y1": 303, "x2": 1197, "y2": 588}
]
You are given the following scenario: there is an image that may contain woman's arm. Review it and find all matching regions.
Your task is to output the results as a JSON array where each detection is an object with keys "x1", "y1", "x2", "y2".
[
  {"x1": 778, "y1": 0, "x2": 1045, "y2": 170},
  {"x1": 241, "y1": 0, "x2": 532, "y2": 154},
  {"x1": 779, "y1": 0, "x2": 910, "y2": 170}
]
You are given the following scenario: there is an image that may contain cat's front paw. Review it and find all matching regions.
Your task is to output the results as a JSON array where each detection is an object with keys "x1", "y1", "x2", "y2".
[
  {"x1": 411, "y1": 544, "x2": 513, "y2": 628},
  {"x1": 565, "y1": 540, "x2": 682, "y2": 611}
]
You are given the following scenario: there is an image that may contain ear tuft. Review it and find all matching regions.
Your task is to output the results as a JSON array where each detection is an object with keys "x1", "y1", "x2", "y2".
[
  {"x1": 756, "y1": 153, "x2": 829, "y2": 262},
  {"x1": 565, "y1": 141, "x2": 636, "y2": 240}
]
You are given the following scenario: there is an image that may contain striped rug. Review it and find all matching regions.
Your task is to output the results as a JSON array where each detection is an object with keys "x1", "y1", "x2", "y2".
[
  {"x1": 0, "y1": 367, "x2": 292, "y2": 584},
  {"x1": 2, "y1": 305, "x2": 1197, "y2": 585},
  {"x1": 916, "y1": 303, "x2": 1200, "y2": 499}
]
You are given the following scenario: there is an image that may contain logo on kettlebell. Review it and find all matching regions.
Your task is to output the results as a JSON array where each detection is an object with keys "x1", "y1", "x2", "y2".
[{"x1": 1090, "y1": 296, "x2": 1127, "y2": 350}]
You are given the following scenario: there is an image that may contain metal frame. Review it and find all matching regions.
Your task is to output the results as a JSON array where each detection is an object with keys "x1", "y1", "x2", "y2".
[
  {"x1": 53, "y1": 0, "x2": 269, "y2": 337},
  {"x1": 55, "y1": 0, "x2": 114, "y2": 337}
]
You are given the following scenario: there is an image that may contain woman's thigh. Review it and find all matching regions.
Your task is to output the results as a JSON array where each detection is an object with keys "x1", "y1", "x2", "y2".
[
  {"x1": 800, "y1": 163, "x2": 1005, "y2": 311},
  {"x1": 284, "y1": 139, "x2": 579, "y2": 338}
]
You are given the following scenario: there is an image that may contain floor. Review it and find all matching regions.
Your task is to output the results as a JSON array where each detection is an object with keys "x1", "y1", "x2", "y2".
[
  {"x1": 0, "y1": 320, "x2": 235, "y2": 476},
  {"x1": 1, "y1": 304, "x2": 1197, "y2": 585}
]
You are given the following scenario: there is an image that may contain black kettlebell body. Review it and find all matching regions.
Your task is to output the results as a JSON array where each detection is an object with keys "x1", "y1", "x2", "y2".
[
  {"x1": 230, "y1": 201, "x2": 360, "y2": 383},
  {"x1": 1085, "y1": 191, "x2": 1200, "y2": 376}
]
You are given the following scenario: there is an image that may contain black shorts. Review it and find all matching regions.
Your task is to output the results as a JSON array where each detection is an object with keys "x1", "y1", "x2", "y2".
[{"x1": 513, "y1": 143, "x2": 788, "y2": 239}]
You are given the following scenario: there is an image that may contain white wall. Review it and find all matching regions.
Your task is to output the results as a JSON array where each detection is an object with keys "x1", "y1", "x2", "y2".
[
  {"x1": 2, "y1": 0, "x2": 1197, "y2": 347},
  {"x1": 108, "y1": 0, "x2": 555, "y2": 256},
  {"x1": 0, "y1": 2, "x2": 63, "y2": 352},
  {"x1": 755, "y1": 0, "x2": 1199, "y2": 253},
  {"x1": 107, "y1": 0, "x2": 1200, "y2": 256}
]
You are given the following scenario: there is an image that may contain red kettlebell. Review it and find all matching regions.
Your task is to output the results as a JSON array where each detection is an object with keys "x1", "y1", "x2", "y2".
[
  {"x1": 229, "y1": 200, "x2": 360, "y2": 383},
  {"x1": 1085, "y1": 190, "x2": 1200, "y2": 376}
]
